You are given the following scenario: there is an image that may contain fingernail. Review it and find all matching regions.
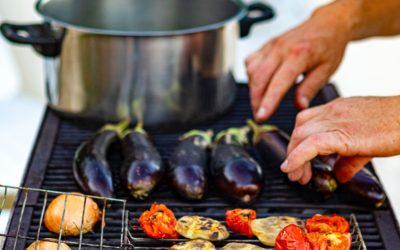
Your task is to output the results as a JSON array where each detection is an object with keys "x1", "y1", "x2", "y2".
[
  {"x1": 256, "y1": 107, "x2": 267, "y2": 120},
  {"x1": 280, "y1": 160, "x2": 288, "y2": 172},
  {"x1": 299, "y1": 96, "x2": 309, "y2": 108}
]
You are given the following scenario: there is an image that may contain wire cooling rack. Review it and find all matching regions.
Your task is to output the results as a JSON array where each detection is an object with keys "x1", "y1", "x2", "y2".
[
  {"x1": 0, "y1": 184, "x2": 367, "y2": 250},
  {"x1": 350, "y1": 213, "x2": 367, "y2": 250},
  {"x1": 0, "y1": 184, "x2": 133, "y2": 250}
]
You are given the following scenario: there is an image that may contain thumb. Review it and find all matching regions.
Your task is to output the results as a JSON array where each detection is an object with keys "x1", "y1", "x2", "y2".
[{"x1": 333, "y1": 156, "x2": 372, "y2": 183}]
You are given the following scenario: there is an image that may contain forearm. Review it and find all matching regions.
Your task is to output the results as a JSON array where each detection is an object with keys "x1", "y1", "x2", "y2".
[{"x1": 313, "y1": 0, "x2": 400, "y2": 41}]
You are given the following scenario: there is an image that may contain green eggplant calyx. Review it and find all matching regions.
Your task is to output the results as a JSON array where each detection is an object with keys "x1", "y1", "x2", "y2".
[
  {"x1": 328, "y1": 178, "x2": 338, "y2": 192},
  {"x1": 121, "y1": 121, "x2": 147, "y2": 138},
  {"x1": 180, "y1": 130, "x2": 214, "y2": 147},
  {"x1": 101, "y1": 119, "x2": 130, "y2": 138},
  {"x1": 131, "y1": 189, "x2": 150, "y2": 200},
  {"x1": 215, "y1": 126, "x2": 250, "y2": 145},
  {"x1": 246, "y1": 119, "x2": 278, "y2": 144}
]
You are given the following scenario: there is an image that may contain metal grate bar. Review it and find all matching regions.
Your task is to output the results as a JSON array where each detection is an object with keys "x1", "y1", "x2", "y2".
[
  {"x1": 13, "y1": 190, "x2": 28, "y2": 250},
  {"x1": 4, "y1": 84, "x2": 400, "y2": 249},
  {"x1": 0, "y1": 185, "x2": 129, "y2": 249},
  {"x1": 33, "y1": 191, "x2": 48, "y2": 250},
  {"x1": 0, "y1": 187, "x2": 7, "y2": 217},
  {"x1": 78, "y1": 195, "x2": 87, "y2": 250}
]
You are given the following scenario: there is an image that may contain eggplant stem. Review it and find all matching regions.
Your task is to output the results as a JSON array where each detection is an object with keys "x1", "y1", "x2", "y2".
[
  {"x1": 101, "y1": 119, "x2": 130, "y2": 138},
  {"x1": 180, "y1": 130, "x2": 213, "y2": 146},
  {"x1": 121, "y1": 121, "x2": 146, "y2": 138},
  {"x1": 215, "y1": 126, "x2": 250, "y2": 145},
  {"x1": 247, "y1": 119, "x2": 278, "y2": 144},
  {"x1": 132, "y1": 99, "x2": 144, "y2": 125}
]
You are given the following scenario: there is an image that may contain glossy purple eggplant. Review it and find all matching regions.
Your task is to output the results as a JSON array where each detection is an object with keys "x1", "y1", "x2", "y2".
[
  {"x1": 247, "y1": 120, "x2": 337, "y2": 201},
  {"x1": 247, "y1": 120, "x2": 288, "y2": 166},
  {"x1": 168, "y1": 130, "x2": 213, "y2": 200},
  {"x1": 300, "y1": 158, "x2": 338, "y2": 202},
  {"x1": 73, "y1": 120, "x2": 129, "y2": 198},
  {"x1": 121, "y1": 122, "x2": 165, "y2": 200},
  {"x1": 339, "y1": 168, "x2": 386, "y2": 208},
  {"x1": 211, "y1": 127, "x2": 264, "y2": 204}
]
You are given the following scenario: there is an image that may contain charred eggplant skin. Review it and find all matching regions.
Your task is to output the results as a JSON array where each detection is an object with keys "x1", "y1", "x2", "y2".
[
  {"x1": 339, "y1": 168, "x2": 386, "y2": 208},
  {"x1": 73, "y1": 121, "x2": 129, "y2": 198},
  {"x1": 121, "y1": 125, "x2": 164, "y2": 200},
  {"x1": 168, "y1": 130, "x2": 212, "y2": 200},
  {"x1": 211, "y1": 127, "x2": 264, "y2": 204},
  {"x1": 247, "y1": 120, "x2": 337, "y2": 201}
]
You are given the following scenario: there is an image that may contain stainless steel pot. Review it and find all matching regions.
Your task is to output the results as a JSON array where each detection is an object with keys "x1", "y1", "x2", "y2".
[{"x1": 1, "y1": 0, "x2": 274, "y2": 127}]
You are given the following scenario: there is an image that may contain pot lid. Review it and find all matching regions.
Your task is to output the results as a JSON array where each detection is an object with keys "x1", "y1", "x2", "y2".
[{"x1": 36, "y1": 0, "x2": 246, "y2": 36}]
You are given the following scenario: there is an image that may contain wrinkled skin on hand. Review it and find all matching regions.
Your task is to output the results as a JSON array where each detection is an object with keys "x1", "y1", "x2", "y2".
[
  {"x1": 281, "y1": 96, "x2": 400, "y2": 184},
  {"x1": 246, "y1": 2, "x2": 352, "y2": 121}
]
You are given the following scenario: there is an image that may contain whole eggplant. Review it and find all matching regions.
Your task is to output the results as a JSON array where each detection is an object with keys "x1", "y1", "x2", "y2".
[
  {"x1": 211, "y1": 127, "x2": 264, "y2": 204},
  {"x1": 121, "y1": 122, "x2": 165, "y2": 200},
  {"x1": 168, "y1": 130, "x2": 213, "y2": 200},
  {"x1": 338, "y1": 168, "x2": 386, "y2": 208},
  {"x1": 247, "y1": 120, "x2": 337, "y2": 201},
  {"x1": 73, "y1": 120, "x2": 129, "y2": 198},
  {"x1": 247, "y1": 120, "x2": 288, "y2": 166},
  {"x1": 300, "y1": 159, "x2": 338, "y2": 202}
]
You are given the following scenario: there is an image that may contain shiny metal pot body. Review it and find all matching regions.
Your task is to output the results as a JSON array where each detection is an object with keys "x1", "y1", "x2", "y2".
[
  {"x1": 46, "y1": 23, "x2": 238, "y2": 125},
  {"x1": 1, "y1": 0, "x2": 274, "y2": 127}
]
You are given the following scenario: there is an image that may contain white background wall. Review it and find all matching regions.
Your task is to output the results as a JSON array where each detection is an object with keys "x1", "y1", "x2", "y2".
[{"x1": 0, "y1": 0, "x2": 44, "y2": 100}]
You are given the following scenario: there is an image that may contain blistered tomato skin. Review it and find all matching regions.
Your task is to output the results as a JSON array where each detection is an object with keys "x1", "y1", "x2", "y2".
[
  {"x1": 306, "y1": 232, "x2": 352, "y2": 250},
  {"x1": 138, "y1": 203, "x2": 179, "y2": 239},
  {"x1": 275, "y1": 224, "x2": 310, "y2": 250},
  {"x1": 306, "y1": 214, "x2": 350, "y2": 233},
  {"x1": 225, "y1": 208, "x2": 256, "y2": 237}
]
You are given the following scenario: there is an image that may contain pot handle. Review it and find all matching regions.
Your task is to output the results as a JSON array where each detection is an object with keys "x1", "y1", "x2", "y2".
[
  {"x1": 0, "y1": 22, "x2": 62, "y2": 57},
  {"x1": 240, "y1": 3, "x2": 275, "y2": 38}
]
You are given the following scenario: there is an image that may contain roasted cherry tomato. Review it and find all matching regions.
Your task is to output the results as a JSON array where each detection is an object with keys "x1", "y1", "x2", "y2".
[
  {"x1": 225, "y1": 208, "x2": 256, "y2": 237},
  {"x1": 306, "y1": 214, "x2": 350, "y2": 233},
  {"x1": 275, "y1": 224, "x2": 310, "y2": 250},
  {"x1": 138, "y1": 203, "x2": 179, "y2": 239},
  {"x1": 306, "y1": 232, "x2": 352, "y2": 250},
  {"x1": 306, "y1": 232, "x2": 328, "y2": 250}
]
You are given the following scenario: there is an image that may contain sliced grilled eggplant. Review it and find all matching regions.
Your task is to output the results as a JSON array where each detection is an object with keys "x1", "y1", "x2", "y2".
[
  {"x1": 211, "y1": 127, "x2": 264, "y2": 204},
  {"x1": 73, "y1": 120, "x2": 129, "y2": 198},
  {"x1": 168, "y1": 130, "x2": 213, "y2": 200},
  {"x1": 247, "y1": 120, "x2": 337, "y2": 201},
  {"x1": 121, "y1": 122, "x2": 165, "y2": 200},
  {"x1": 339, "y1": 168, "x2": 386, "y2": 208}
]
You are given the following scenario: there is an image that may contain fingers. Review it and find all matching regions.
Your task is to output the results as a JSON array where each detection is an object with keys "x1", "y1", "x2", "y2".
[
  {"x1": 288, "y1": 167, "x2": 304, "y2": 182},
  {"x1": 246, "y1": 52, "x2": 264, "y2": 76},
  {"x1": 299, "y1": 163, "x2": 312, "y2": 185},
  {"x1": 255, "y1": 44, "x2": 310, "y2": 121},
  {"x1": 333, "y1": 156, "x2": 371, "y2": 183},
  {"x1": 245, "y1": 43, "x2": 273, "y2": 76},
  {"x1": 288, "y1": 119, "x2": 330, "y2": 154},
  {"x1": 295, "y1": 66, "x2": 330, "y2": 109},
  {"x1": 294, "y1": 104, "x2": 325, "y2": 128},
  {"x1": 248, "y1": 53, "x2": 282, "y2": 113},
  {"x1": 282, "y1": 132, "x2": 343, "y2": 174}
]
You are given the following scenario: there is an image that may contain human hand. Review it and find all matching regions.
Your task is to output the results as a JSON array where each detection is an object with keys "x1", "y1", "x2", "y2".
[
  {"x1": 281, "y1": 96, "x2": 400, "y2": 184},
  {"x1": 246, "y1": 1, "x2": 353, "y2": 121}
]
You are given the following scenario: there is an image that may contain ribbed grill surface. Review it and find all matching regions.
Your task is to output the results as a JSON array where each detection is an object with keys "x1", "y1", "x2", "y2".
[{"x1": 19, "y1": 85, "x2": 387, "y2": 249}]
